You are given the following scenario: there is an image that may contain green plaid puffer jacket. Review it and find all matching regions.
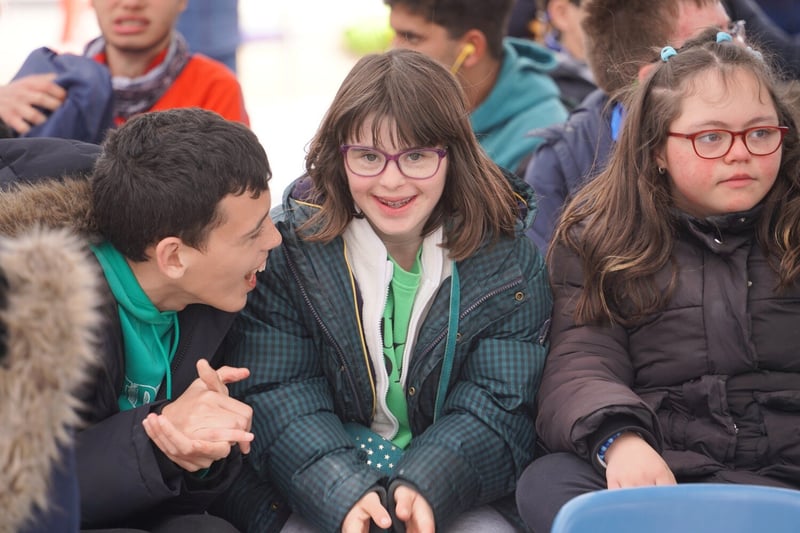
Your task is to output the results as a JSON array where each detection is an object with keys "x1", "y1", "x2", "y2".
[{"x1": 220, "y1": 174, "x2": 552, "y2": 533}]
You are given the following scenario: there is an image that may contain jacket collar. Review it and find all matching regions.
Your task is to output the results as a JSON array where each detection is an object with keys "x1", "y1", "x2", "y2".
[{"x1": 676, "y1": 205, "x2": 761, "y2": 255}]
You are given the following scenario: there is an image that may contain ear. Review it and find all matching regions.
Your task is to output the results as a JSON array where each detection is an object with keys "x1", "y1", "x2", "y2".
[
  {"x1": 654, "y1": 150, "x2": 668, "y2": 171},
  {"x1": 458, "y1": 29, "x2": 486, "y2": 69},
  {"x1": 547, "y1": 0, "x2": 571, "y2": 32},
  {"x1": 153, "y1": 237, "x2": 187, "y2": 280}
]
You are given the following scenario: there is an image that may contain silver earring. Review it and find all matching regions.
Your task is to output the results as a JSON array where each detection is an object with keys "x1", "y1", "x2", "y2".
[{"x1": 658, "y1": 167, "x2": 666, "y2": 175}]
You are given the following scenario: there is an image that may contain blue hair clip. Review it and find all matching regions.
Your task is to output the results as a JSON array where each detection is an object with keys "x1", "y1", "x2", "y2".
[
  {"x1": 716, "y1": 31, "x2": 733, "y2": 43},
  {"x1": 660, "y1": 46, "x2": 677, "y2": 62}
]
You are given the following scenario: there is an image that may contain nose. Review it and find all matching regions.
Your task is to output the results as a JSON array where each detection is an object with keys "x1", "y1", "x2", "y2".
[
  {"x1": 725, "y1": 132, "x2": 751, "y2": 160},
  {"x1": 120, "y1": 0, "x2": 145, "y2": 8},
  {"x1": 262, "y1": 219, "x2": 282, "y2": 251},
  {"x1": 377, "y1": 159, "x2": 406, "y2": 189}
]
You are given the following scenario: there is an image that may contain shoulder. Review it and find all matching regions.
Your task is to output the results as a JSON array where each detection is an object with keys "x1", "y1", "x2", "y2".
[
  {"x1": 526, "y1": 90, "x2": 608, "y2": 146},
  {"x1": 465, "y1": 231, "x2": 545, "y2": 288},
  {"x1": 527, "y1": 90, "x2": 613, "y2": 183},
  {"x1": 548, "y1": 235, "x2": 588, "y2": 290},
  {"x1": 502, "y1": 37, "x2": 559, "y2": 74},
  {"x1": 181, "y1": 54, "x2": 239, "y2": 80},
  {"x1": 562, "y1": 91, "x2": 611, "y2": 141},
  {"x1": 158, "y1": 54, "x2": 247, "y2": 121},
  {"x1": 174, "y1": 54, "x2": 243, "y2": 92},
  {"x1": 491, "y1": 39, "x2": 564, "y2": 105}
]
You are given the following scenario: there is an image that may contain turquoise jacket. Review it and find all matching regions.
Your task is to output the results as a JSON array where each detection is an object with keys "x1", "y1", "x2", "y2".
[
  {"x1": 219, "y1": 173, "x2": 552, "y2": 532},
  {"x1": 472, "y1": 37, "x2": 568, "y2": 173}
]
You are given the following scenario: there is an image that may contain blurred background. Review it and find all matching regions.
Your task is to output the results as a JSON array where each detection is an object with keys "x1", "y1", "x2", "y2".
[{"x1": 0, "y1": 0, "x2": 392, "y2": 205}]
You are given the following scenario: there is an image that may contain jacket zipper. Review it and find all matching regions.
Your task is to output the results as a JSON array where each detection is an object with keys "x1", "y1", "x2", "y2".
[
  {"x1": 413, "y1": 276, "x2": 524, "y2": 373},
  {"x1": 284, "y1": 245, "x2": 370, "y2": 421}
]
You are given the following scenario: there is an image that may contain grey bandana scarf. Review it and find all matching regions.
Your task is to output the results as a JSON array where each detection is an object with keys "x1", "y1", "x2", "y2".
[{"x1": 84, "y1": 32, "x2": 191, "y2": 121}]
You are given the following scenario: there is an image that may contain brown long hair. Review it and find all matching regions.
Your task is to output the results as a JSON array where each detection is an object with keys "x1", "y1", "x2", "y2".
[
  {"x1": 301, "y1": 49, "x2": 518, "y2": 260},
  {"x1": 551, "y1": 30, "x2": 800, "y2": 326}
]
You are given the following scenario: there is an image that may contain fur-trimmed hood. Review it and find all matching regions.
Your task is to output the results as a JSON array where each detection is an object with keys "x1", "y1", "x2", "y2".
[
  {"x1": 0, "y1": 227, "x2": 100, "y2": 532},
  {"x1": 0, "y1": 178, "x2": 97, "y2": 239}
]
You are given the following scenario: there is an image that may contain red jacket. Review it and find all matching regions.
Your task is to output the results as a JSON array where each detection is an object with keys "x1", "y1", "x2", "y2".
[
  {"x1": 96, "y1": 50, "x2": 249, "y2": 127},
  {"x1": 145, "y1": 54, "x2": 249, "y2": 126}
]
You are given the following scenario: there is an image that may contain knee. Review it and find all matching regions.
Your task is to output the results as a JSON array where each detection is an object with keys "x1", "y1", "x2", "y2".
[
  {"x1": 518, "y1": 453, "x2": 580, "y2": 494},
  {"x1": 516, "y1": 453, "x2": 597, "y2": 533}
]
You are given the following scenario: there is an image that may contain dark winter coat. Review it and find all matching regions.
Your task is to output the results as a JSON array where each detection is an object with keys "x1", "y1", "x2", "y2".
[
  {"x1": 537, "y1": 209, "x2": 800, "y2": 486},
  {"x1": 0, "y1": 137, "x2": 100, "y2": 188},
  {"x1": 0, "y1": 176, "x2": 243, "y2": 528},
  {"x1": 0, "y1": 137, "x2": 102, "y2": 532},
  {"x1": 523, "y1": 89, "x2": 614, "y2": 253}
]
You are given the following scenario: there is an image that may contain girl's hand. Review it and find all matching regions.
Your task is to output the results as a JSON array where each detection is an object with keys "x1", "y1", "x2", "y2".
[
  {"x1": 342, "y1": 491, "x2": 392, "y2": 533},
  {"x1": 393, "y1": 485, "x2": 435, "y2": 533},
  {"x1": 604, "y1": 432, "x2": 676, "y2": 488}
]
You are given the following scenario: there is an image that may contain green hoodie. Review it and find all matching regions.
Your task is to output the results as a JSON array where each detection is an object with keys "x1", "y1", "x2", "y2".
[
  {"x1": 90, "y1": 241, "x2": 179, "y2": 410},
  {"x1": 471, "y1": 37, "x2": 568, "y2": 173}
]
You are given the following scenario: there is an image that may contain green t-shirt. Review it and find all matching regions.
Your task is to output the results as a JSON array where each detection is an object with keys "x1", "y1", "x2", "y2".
[{"x1": 382, "y1": 252, "x2": 422, "y2": 449}]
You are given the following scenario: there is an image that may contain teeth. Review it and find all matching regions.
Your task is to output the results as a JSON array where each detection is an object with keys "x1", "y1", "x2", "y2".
[{"x1": 380, "y1": 197, "x2": 412, "y2": 208}]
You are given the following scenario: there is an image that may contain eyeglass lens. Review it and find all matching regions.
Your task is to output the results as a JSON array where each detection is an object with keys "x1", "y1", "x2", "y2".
[
  {"x1": 693, "y1": 127, "x2": 783, "y2": 158},
  {"x1": 345, "y1": 147, "x2": 443, "y2": 179}
]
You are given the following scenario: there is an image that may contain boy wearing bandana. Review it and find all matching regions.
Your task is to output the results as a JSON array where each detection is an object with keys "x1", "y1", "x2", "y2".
[
  {"x1": 86, "y1": 0, "x2": 248, "y2": 126},
  {"x1": 0, "y1": 0, "x2": 247, "y2": 139}
]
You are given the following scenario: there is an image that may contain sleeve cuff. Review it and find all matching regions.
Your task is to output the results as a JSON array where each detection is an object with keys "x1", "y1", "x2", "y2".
[{"x1": 588, "y1": 415, "x2": 657, "y2": 474}]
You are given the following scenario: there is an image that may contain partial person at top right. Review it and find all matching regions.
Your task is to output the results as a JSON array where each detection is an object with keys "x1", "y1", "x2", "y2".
[
  {"x1": 755, "y1": 0, "x2": 800, "y2": 35},
  {"x1": 724, "y1": 0, "x2": 800, "y2": 78},
  {"x1": 524, "y1": 0, "x2": 800, "y2": 254}
]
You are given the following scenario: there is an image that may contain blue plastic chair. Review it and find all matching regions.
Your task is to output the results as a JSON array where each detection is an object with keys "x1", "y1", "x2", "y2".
[{"x1": 551, "y1": 484, "x2": 800, "y2": 533}]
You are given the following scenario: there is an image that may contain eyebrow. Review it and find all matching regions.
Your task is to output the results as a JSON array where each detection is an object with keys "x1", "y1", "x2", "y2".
[
  {"x1": 687, "y1": 115, "x2": 780, "y2": 130},
  {"x1": 242, "y1": 210, "x2": 271, "y2": 241},
  {"x1": 396, "y1": 29, "x2": 423, "y2": 41}
]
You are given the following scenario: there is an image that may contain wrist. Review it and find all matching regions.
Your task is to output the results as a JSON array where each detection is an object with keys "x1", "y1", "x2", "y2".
[
  {"x1": 597, "y1": 432, "x2": 622, "y2": 469},
  {"x1": 597, "y1": 431, "x2": 643, "y2": 468}
]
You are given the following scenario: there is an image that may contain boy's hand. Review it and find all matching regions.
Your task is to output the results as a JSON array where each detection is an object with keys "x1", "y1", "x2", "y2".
[
  {"x1": 143, "y1": 359, "x2": 254, "y2": 470},
  {"x1": 0, "y1": 74, "x2": 66, "y2": 134}
]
